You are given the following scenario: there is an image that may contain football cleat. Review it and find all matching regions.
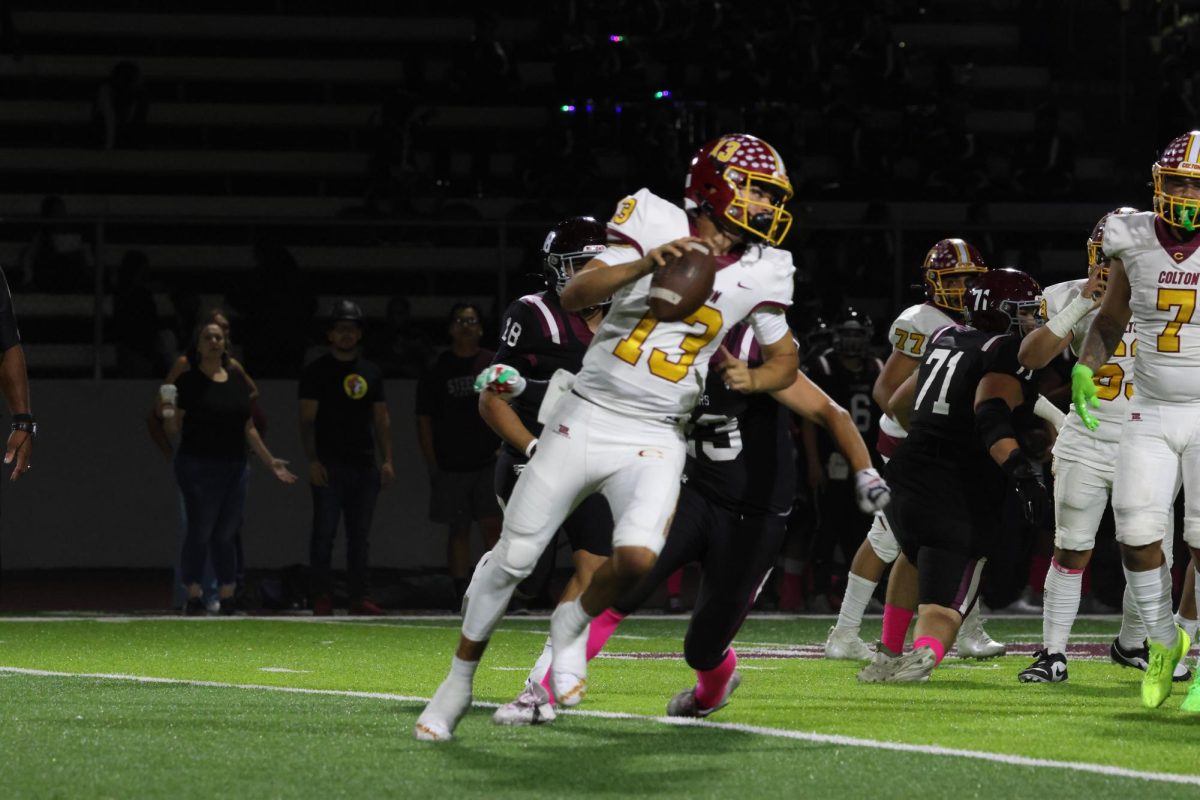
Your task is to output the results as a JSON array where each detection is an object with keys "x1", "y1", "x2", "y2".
[
  {"x1": 824, "y1": 626, "x2": 874, "y2": 660},
  {"x1": 857, "y1": 642, "x2": 903, "y2": 683},
  {"x1": 955, "y1": 607, "x2": 1006, "y2": 659},
  {"x1": 549, "y1": 603, "x2": 589, "y2": 707},
  {"x1": 1142, "y1": 626, "x2": 1190, "y2": 709},
  {"x1": 881, "y1": 646, "x2": 938, "y2": 683},
  {"x1": 1018, "y1": 649, "x2": 1068, "y2": 683},
  {"x1": 667, "y1": 672, "x2": 742, "y2": 718},
  {"x1": 1110, "y1": 638, "x2": 1192, "y2": 681},
  {"x1": 1180, "y1": 672, "x2": 1200, "y2": 713},
  {"x1": 414, "y1": 679, "x2": 472, "y2": 742},
  {"x1": 492, "y1": 680, "x2": 556, "y2": 726}
]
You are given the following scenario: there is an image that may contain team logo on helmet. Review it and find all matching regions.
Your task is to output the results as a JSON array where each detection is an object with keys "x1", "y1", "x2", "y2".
[
  {"x1": 922, "y1": 238, "x2": 988, "y2": 315},
  {"x1": 683, "y1": 133, "x2": 794, "y2": 246},
  {"x1": 964, "y1": 268, "x2": 1044, "y2": 338},
  {"x1": 1153, "y1": 131, "x2": 1200, "y2": 231},
  {"x1": 1086, "y1": 206, "x2": 1138, "y2": 280}
]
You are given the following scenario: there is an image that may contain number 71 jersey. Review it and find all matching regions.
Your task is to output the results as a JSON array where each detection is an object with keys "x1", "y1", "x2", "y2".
[
  {"x1": 906, "y1": 325, "x2": 1039, "y2": 448},
  {"x1": 572, "y1": 188, "x2": 795, "y2": 419}
]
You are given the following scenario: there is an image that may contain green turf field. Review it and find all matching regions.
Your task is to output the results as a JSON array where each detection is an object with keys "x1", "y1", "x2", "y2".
[{"x1": 1, "y1": 615, "x2": 1198, "y2": 799}]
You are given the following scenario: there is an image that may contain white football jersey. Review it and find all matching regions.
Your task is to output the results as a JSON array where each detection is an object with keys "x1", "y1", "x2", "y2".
[
  {"x1": 877, "y1": 302, "x2": 958, "y2": 440},
  {"x1": 1044, "y1": 279, "x2": 1135, "y2": 454},
  {"x1": 1103, "y1": 211, "x2": 1200, "y2": 404},
  {"x1": 572, "y1": 188, "x2": 795, "y2": 419}
]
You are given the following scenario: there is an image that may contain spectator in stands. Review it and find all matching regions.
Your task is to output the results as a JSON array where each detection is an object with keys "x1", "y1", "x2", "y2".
[
  {"x1": 300, "y1": 300, "x2": 394, "y2": 616},
  {"x1": 18, "y1": 195, "x2": 94, "y2": 293},
  {"x1": 92, "y1": 60, "x2": 148, "y2": 150},
  {"x1": 110, "y1": 250, "x2": 164, "y2": 378},
  {"x1": 227, "y1": 240, "x2": 316, "y2": 378},
  {"x1": 368, "y1": 295, "x2": 433, "y2": 378},
  {"x1": 415, "y1": 302, "x2": 501, "y2": 606},
  {"x1": 162, "y1": 320, "x2": 296, "y2": 616}
]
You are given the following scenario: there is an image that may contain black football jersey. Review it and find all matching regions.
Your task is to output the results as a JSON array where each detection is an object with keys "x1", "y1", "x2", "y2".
[
  {"x1": 491, "y1": 291, "x2": 597, "y2": 442},
  {"x1": 905, "y1": 325, "x2": 1038, "y2": 455},
  {"x1": 684, "y1": 323, "x2": 796, "y2": 516},
  {"x1": 803, "y1": 350, "x2": 884, "y2": 467}
]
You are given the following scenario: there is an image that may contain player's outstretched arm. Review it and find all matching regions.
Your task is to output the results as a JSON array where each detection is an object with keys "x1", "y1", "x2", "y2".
[
  {"x1": 478, "y1": 386, "x2": 538, "y2": 457},
  {"x1": 771, "y1": 370, "x2": 872, "y2": 473},
  {"x1": 559, "y1": 237, "x2": 700, "y2": 311},
  {"x1": 1018, "y1": 264, "x2": 1106, "y2": 369},
  {"x1": 719, "y1": 334, "x2": 798, "y2": 393}
]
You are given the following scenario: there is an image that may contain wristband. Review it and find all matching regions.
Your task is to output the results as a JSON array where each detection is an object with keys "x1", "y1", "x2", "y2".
[
  {"x1": 1033, "y1": 395, "x2": 1066, "y2": 431},
  {"x1": 524, "y1": 438, "x2": 539, "y2": 458},
  {"x1": 1046, "y1": 294, "x2": 1092, "y2": 339}
]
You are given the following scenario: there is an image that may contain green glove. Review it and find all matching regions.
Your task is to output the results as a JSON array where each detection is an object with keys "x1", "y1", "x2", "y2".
[
  {"x1": 473, "y1": 364, "x2": 526, "y2": 396},
  {"x1": 1071, "y1": 364, "x2": 1101, "y2": 431}
]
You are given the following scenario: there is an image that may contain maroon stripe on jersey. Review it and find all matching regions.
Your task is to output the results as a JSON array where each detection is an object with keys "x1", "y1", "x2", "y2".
[
  {"x1": 1154, "y1": 215, "x2": 1200, "y2": 261},
  {"x1": 876, "y1": 429, "x2": 901, "y2": 458},
  {"x1": 750, "y1": 300, "x2": 789, "y2": 312},
  {"x1": 519, "y1": 294, "x2": 556, "y2": 340},
  {"x1": 565, "y1": 309, "x2": 596, "y2": 345},
  {"x1": 606, "y1": 227, "x2": 644, "y2": 256}
]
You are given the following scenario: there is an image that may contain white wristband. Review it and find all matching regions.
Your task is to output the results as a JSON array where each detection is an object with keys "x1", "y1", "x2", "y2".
[
  {"x1": 1034, "y1": 395, "x2": 1066, "y2": 431},
  {"x1": 524, "y1": 438, "x2": 539, "y2": 458},
  {"x1": 1046, "y1": 294, "x2": 1093, "y2": 339}
]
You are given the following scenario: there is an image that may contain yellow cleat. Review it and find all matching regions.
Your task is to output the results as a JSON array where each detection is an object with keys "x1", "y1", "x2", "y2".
[
  {"x1": 1181, "y1": 675, "x2": 1200, "y2": 713},
  {"x1": 1142, "y1": 626, "x2": 1190, "y2": 709}
]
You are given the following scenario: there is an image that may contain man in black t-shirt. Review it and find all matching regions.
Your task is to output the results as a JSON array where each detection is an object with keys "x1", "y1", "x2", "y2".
[
  {"x1": 0, "y1": 266, "x2": 33, "y2": 583},
  {"x1": 299, "y1": 300, "x2": 393, "y2": 615},
  {"x1": 415, "y1": 302, "x2": 501, "y2": 605}
]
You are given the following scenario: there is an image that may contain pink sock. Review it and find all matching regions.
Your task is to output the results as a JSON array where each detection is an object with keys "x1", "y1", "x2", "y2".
[
  {"x1": 587, "y1": 608, "x2": 625, "y2": 660},
  {"x1": 913, "y1": 635, "x2": 946, "y2": 665},
  {"x1": 881, "y1": 604, "x2": 914, "y2": 654},
  {"x1": 666, "y1": 569, "x2": 683, "y2": 597},
  {"x1": 694, "y1": 648, "x2": 737, "y2": 710},
  {"x1": 539, "y1": 669, "x2": 554, "y2": 700}
]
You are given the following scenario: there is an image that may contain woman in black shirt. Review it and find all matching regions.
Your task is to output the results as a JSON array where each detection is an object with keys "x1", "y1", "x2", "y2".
[{"x1": 165, "y1": 322, "x2": 297, "y2": 615}]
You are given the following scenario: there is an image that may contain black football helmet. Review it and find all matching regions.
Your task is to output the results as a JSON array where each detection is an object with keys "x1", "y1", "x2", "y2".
[
  {"x1": 328, "y1": 299, "x2": 365, "y2": 326},
  {"x1": 543, "y1": 216, "x2": 607, "y2": 294},
  {"x1": 802, "y1": 316, "x2": 834, "y2": 358},
  {"x1": 833, "y1": 308, "x2": 874, "y2": 358},
  {"x1": 963, "y1": 268, "x2": 1044, "y2": 338}
]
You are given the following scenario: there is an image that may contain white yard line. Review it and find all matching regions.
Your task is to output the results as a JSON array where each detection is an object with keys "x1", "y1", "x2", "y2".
[{"x1": 0, "y1": 665, "x2": 1196, "y2": 787}]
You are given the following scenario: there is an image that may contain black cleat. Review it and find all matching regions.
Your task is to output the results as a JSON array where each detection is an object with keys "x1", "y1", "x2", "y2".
[
  {"x1": 1110, "y1": 637, "x2": 1192, "y2": 682},
  {"x1": 1018, "y1": 649, "x2": 1068, "y2": 683}
]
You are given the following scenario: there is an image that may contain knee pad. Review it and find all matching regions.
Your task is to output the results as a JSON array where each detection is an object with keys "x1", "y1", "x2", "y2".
[
  {"x1": 867, "y1": 515, "x2": 900, "y2": 563},
  {"x1": 490, "y1": 535, "x2": 543, "y2": 580}
]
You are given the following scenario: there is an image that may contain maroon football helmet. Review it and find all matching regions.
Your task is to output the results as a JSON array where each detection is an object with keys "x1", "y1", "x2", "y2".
[
  {"x1": 1086, "y1": 206, "x2": 1138, "y2": 279},
  {"x1": 963, "y1": 268, "x2": 1044, "y2": 338},
  {"x1": 1154, "y1": 131, "x2": 1200, "y2": 231},
  {"x1": 922, "y1": 238, "x2": 988, "y2": 315},
  {"x1": 542, "y1": 216, "x2": 607, "y2": 294},
  {"x1": 684, "y1": 133, "x2": 794, "y2": 246}
]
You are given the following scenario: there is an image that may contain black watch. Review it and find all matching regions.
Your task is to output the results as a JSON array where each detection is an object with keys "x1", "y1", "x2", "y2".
[{"x1": 11, "y1": 413, "x2": 36, "y2": 438}]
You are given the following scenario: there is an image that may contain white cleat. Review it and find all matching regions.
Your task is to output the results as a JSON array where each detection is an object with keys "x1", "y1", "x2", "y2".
[
  {"x1": 414, "y1": 679, "x2": 472, "y2": 742},
  {"x1": 955, "y1": 607, "x2": 1006, "y2": 659},
  {"x1": 549, "y1": 604, "x2": 589, "y2": 707},
  {"x1": 666, "y1": 671, "x2": 742, "y2": 718},
  {"x1": 857, "y1": 642, "x2": 903, "y2": 683},
  {"x1": 881, "y1": 646, "x2": 938, "y2": 683},
  {"x1": 492, "y1": 680, "x2": 557, "y2": 726},
  {"x1": 824, "y1": 626, "x2": 874, "y2": 660}
]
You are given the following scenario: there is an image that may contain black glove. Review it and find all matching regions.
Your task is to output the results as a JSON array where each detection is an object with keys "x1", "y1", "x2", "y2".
[{"x1": 1002, "y1": 450, "x2": 1052, "y2": 528}]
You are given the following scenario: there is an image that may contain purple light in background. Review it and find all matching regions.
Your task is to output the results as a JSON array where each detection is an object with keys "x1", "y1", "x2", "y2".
[
  {"x1": 615, "y1": 104, "x2": 622, "y2": 114},
  {"x1": 609, "y1": 35, "x2": 625, "y2": 43}
]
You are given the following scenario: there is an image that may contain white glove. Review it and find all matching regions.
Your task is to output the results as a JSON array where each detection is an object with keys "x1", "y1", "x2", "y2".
[
  {"x1": 474, "y1": 364, "x2": 527, "y2": 397},
  {"x1": 854, "y1": 467, "x2": 891, "y2": 513}
]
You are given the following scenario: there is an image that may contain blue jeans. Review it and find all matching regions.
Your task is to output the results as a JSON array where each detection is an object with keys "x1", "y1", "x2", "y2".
[
  {"x1": 310, "y1": 461, "x2": 380, "y2": 600},
  {"x1": 175, "y1": 454, "x2": 249, "y2": 587}
]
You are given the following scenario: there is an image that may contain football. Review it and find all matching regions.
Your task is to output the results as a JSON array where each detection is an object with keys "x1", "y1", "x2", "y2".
[{"x1": 647, "y1": 242, "x2": 717, "y2": 322}]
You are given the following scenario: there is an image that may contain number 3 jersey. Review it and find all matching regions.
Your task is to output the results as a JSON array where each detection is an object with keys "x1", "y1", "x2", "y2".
[
  {"x1": 903, "y1": 325, "x2": 1039, "y2": 455},
  {"x1": 1103, "y1": 210, "x2": 1200, "y2": 405},
  {"x1": 685, "y1": 323, "x2": 795, "y2": 516},
  {"x1": 572, "y1": 188, "x2": 795, "y2": 419},
  {"x1": 1042, "y1": 278, "x2": 1135, "y2": 458}
]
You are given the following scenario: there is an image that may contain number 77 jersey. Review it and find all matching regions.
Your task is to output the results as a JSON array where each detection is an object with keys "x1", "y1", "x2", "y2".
[
  {"x1": 572, "y1": 188, "x2": 795, "y2": 419},
  {"x1": 1102, "y1": 210, "x2": 1200, "y2": 404},
  {"x1": 906, "y1": 325, "x2": 1039, "y2": 447}
]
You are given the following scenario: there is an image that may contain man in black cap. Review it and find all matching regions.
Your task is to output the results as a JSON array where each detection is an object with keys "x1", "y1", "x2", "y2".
[{"x1": 299, "y1": 299, "x2": 393, "y2": 615}]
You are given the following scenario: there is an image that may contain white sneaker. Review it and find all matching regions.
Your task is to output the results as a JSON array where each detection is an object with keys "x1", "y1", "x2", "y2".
[
  {"x1": 956, "y1": 607, "x2": 1006, "y2": 659},
  {"x1": 857, "y1": 643, "x2": 902, "y2": 683},
  {"x1": 882, "y1": 646, "x2": 938, "y2": 683},
  {"x1": 414, "y1": 678, "x2": 472, "y2": 741},
  {"x1": 666, "y1": 671, "x2": 742, "y2": 718},
  {"x1": 549, "y1": 604, "x2": 589, "y2": 707},
  {"x1": 824, "y1": 626, "x2": 874, "y2": 660},
  {"x1": 492, "y1": 680, "x2": 557, "y2": 726}
]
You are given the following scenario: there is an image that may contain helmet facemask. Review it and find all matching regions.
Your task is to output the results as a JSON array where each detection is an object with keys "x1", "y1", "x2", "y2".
[
  {"x1": 926, "y1": 266, "x2": 987, "y2": 314},
  {"x1": 723, "y1": 167, "x2": 794, "y2": 246},
  {"x1": 545, "y1": 250, "x2": 597, "y2": 295},
  {"x1": 970, "y1": 298, "x2": 1044, "y2": 338},
  {"x1": 1154, "y1": 170, "x2": 1200, "y2": 232}
]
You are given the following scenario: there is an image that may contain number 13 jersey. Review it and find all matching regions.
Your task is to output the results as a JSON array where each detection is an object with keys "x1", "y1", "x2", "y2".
[{"x1": 572, "y1": 188, "x2": 795, "y2": 420}]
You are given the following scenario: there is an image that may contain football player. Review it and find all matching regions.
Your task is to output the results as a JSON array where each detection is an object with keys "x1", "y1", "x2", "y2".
[
  {"x1": 1015, "y1": 208, "x2": 1192, "y2": 684},
  {"x1": 825, "y1": 240, "x2": 1006, "y2": 660},
  {"x1": 488, "y1": 322, "x2": 890, "y2": 723},
  {"x1": 477, "y1": 216, "x2": 616, "y2": 707},
  {"x1": 415, "y1": 133, "x2": 800, "y2": 741},
  {"x1": 864, "y1": 268, "x2": 1051, "y2": 682},
  {"x1": 803, "y1": 309, "x2": 885, "y2": 608},
  {"x1": 1071, "y1": 131, "x2": 1200, "y2": 710}
]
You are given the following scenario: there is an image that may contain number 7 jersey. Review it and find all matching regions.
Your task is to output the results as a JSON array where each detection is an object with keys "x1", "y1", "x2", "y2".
[
  {"x1": 1102, "y1": 210, "x2": 1200, "y2": 405},
  {"x1": 572, "y1": 188, "x2": 795, "y2": 419}
]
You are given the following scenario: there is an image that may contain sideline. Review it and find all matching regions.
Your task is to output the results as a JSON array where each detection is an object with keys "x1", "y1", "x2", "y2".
[{"x1": 0, "y1": 665, "x2": 1196, "y2": 788}]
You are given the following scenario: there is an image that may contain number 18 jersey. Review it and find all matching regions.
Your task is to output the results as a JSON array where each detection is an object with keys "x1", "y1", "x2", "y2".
[{"x1": 572, "y1": 188, "x2": 795, "y2": 420}]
